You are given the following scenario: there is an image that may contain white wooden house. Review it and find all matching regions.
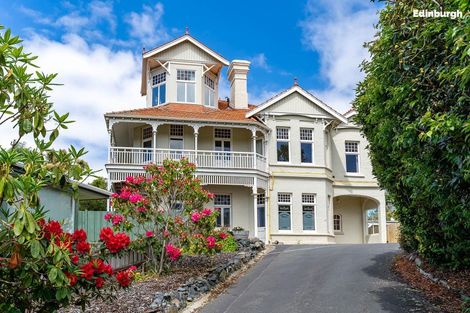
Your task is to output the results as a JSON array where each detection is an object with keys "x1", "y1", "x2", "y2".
[{"x1": 104, "y1": 33, "x2": 386, "y2": 244}]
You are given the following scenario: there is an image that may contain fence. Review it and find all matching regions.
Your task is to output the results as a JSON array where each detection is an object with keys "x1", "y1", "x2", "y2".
[
  {"x1": 386, "y1": 221, "x2": 400, "y2": 243},
  {"x1": 77, "y1": 210, "x2": 146, "y2": 269}
]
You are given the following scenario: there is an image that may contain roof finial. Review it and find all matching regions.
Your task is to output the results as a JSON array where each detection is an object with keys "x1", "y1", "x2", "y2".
[
  {"x1": 185, "y1": 26, "x2": 189, "y2": 35},
  {"x1": 142, "y1": 47, "x2": 146, "y2": 54},
  {"x1": 293, "y1": 77, "x2": 299, "y2": 86}
]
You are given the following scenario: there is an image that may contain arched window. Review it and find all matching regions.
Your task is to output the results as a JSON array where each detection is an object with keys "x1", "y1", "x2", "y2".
[{"x1": 333, "y1": 214, "x2": 342, "y2": 232}]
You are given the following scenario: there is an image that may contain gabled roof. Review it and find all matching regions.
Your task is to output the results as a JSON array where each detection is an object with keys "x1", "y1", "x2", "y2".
[
  {"x1": 105, "y1": 101, "x2": 266, "y2": 128},
  {"x1": 143, "y1": 34, "x2": 229, "y2": 65},
  {"x1": 246, "y1": 85, "x2": 348, "y2": 124},
  {"x1": 343, "y1": 108, "x2": 357, "y2": 119}
]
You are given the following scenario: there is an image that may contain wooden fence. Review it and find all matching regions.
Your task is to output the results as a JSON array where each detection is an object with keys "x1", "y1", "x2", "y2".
[
  {"x1": 77, "y1": 210, "x2": 146, "y2": 269},
  {"x1": 386, "y1": 222, "x2": 400, "y2": 243}
]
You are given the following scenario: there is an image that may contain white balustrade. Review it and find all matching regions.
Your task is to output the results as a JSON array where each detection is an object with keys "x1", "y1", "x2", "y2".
[{"x1": 108, "y1": 147, "x2": 267, "y2": 172}]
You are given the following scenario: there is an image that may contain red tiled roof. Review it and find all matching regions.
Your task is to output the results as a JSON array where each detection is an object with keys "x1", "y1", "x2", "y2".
[{"x1": 105, "y1": 101, "x2": 261, "y2": 125}]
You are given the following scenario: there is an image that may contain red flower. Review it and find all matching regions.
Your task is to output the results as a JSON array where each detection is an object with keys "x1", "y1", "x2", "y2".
[
  {"x1": 43, "y1": 220, "x2": 63, "y2": 240},
  {"x1": 104, "y1": 212, "x2": 113, "y2": 221},
  {"x1": 165, "y1": 243, "x2": 182, "y2": 261},
  {"x1": 207, "y1": 192, "x2": 215, "y2": 199},
  {"x1": 129, "y1": 193, "x2": 143, "y2": 203},
  {"x1": 95, "y1": 277, "x2": 105, "y2": 288},
  {"x1": 206, "y1": 236, "x2": 216, "y2": 249},
  {"x1": 71, "y1": 254, "x2": 79, "y2": 264},
  {"x1": 100, "y1": 228, "x2": 130, "y2": 253},
  {"x1": 202, "y1": 208, "x2": 212, "y2": 216},
  {"x1": 115, "y1": 266, "x2": 136, "y2": 287},
  {"x1": 65, "y1": 272, "x2": 78, "y2": 286},
  {"x1": 191, "y1": 212, "x2": 202, "y2": 223},
  {"x1": 111, "y1": 214, "x2": 124, "y2": 225},
  {"x1": 76, "y1": 241, "x2": 91, "y2": 255},
  {"x1": 125, "y1": 176, "x2": 135, "y2": 184},
  {"x1": 81, "y1": 262, "x2": 95, "y2": 280},
  {"x1": 72, "y1": 229, "x2": 87, "y2": 243},
  {"x1": 136, "y1": 206, "x2": 147, "y2": 213},
  {"x1": 219, "y1": 232, "x2": 228, "y2": 239},
  {"x1": 119, "y1": 189, "x2": 131, "y2": 200},
  {"x1": 145, "y1": 231, "x2": 154, "y2": 237},
  {"x1": 99, "y1": 227, "x2": 114, "y2": 241}
]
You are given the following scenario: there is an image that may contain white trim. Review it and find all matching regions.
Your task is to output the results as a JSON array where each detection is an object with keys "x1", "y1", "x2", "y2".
[
  {"x1": 143, "y1": 35, "x2": 229, "y2": 66},
  {"x1": 344, "y1": 109, "x2": 357, "y2": 119},
  {"x1": 246, "y1": 85, "x2": 348, "y2": 124},
  {"x1": 276, "y1": 127, "x2": 290, "y2": 164},
  {"x1": 213, "y1": 128, "x2": 232, "y2": 152},
  {"x1": 345, "y1": 140, "x2": 361, "y2": 174},
  {"x1": 277, "y1": 192, "x2": 292, "y2": 232},
  {"x1": 300, "y1": 128, "x2": 314, "y2": 165}
]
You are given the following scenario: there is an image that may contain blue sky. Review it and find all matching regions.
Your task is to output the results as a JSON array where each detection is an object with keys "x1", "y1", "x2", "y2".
[{"x1": 0, "y1": 0, "x2": 382, "y2": 176}]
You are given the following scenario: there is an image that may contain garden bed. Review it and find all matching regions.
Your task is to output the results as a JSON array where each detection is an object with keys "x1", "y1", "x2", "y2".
[
  {"x1": 61, "y1": 253, "x2": 235, "y2": 313},
  {"x1": 392, "y1": 253, "x2": 470, "y2": 313},
  {"x1": 61, "y1": 239, "x2": 265, "y2": 313}
]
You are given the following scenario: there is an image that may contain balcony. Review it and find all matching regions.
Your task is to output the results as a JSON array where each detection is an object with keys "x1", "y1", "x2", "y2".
[{"x1": 108, "y1": 147, "x2": 267, "y2": 172}]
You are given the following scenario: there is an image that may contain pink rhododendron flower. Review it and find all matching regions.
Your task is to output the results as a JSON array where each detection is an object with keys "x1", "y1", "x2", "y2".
[
  {"x1": 165, "y1": 243, "x2": 182, "y2": 261},
  {"x1": 125, "y1": 176, "x2": 134, "y2": 184},
  {"x1": 104, "y1": 212, "x2": 113, "y2": 221},
  {"x1": 219, "y1": 232, "x2": 228, "y2": 239},
  {"x1": 129, "y1": 193, "x2": 143, "y2": 203},
  {"x1": 111, "y1": 193, "x2": 119, "y2": 198},
  {"x1": 191, "y1": 212, "x2": 202, "y2": 223},
  {"x1": 202, "y1": 208, "x2": 212, "y2": 216},
  {"x1": 119, "y1": 189, "x2": 131, "y2": 200},
  {"x1": 206, "y1": 236, "x2": 216, "y2": 249},
  {"x1": 112, "y1": 214, "x2": 124, "y2": 225},
  {"x1": 207, "y1": 192, "x2": 215, "y2": 199},
  {"x1": 145, "y1": 231, "x2": 154, "y2": 237},
  {"x1": 136, "y1": 206, "x2": 147, "y2": 213}
]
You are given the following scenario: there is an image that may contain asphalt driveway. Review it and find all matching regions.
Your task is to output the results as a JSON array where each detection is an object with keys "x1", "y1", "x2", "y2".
[{"x1": 200, "y1": 244, "x2": 435, "y2": 313}]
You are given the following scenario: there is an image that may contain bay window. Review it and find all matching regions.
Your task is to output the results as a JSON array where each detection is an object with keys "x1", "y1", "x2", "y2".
[
  {"x1": 176, "y1": 69, "x2": 196, "y2": 103},
  {"x1": 151, "y1": 72, "x2": 166, "y2": 106},
  {"x1": 204, "y1": 75, "x2": 215, "y2": 107}
]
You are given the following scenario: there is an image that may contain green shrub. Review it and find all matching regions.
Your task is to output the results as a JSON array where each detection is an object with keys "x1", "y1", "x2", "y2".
[
  {"x1": 220, "y1": 235, "x2": 238, "y2": 253},
  {"x1": 354, "y1": 0, "x2": 469, "y2": 269}
]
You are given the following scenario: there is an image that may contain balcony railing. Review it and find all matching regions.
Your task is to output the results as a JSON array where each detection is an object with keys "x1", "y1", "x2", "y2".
[{"x1": 108, "y1": 147, "x2": 267, "y2": 172}]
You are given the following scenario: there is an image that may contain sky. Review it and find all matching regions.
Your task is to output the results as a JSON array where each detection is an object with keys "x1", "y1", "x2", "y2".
[{"x1": 0, "y1": 0, "x2": 382, "y2": 178}]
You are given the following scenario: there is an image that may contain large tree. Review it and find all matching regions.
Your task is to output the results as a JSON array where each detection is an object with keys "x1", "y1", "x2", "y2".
[{"x1": 354, "y1": 0, "x2": 469, "y2": 268}]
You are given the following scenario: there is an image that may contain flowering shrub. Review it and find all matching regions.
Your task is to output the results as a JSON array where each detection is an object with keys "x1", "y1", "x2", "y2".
[
  {"x1": 0, "y1": 215, "x2": 136, "y2": 312},
  {"x1": 110, "y1": 158, "x2": 233, "y2": 274}
]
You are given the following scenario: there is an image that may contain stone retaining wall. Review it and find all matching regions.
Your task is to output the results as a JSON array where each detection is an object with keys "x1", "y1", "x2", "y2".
[{"x1": 149, "y1": 238, "x2": 265, "y2": 313}]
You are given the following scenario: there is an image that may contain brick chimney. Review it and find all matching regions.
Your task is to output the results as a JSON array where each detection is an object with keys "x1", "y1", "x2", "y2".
[{"x1": 228, "y1": 60, "x2": 250, "y2": 109}]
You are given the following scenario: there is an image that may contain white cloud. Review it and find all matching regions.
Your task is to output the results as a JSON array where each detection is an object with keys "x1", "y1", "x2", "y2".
[
  {"x1": 126, "y1": 3, "x2": 169, "y2": 48},
  {"x1": 300, "y1": 0, "x2": 379, "y2": 112},
  {"x1": 0, "y1": 32, "x2": 144, "y2": 177},
  {"x1": 250, "y1": 53, "x2": 271, "y2": 72}
]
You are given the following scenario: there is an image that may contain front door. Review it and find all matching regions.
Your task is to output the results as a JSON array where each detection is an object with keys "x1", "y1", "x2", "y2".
[{"x1": 214, "y1": 138, "x2": 231, "y2": 165}]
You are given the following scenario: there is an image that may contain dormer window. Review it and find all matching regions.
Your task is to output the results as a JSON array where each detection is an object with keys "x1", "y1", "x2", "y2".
[
  {"x1": 151, "y1": 72, "x2": 166, "y2": 106},
  {"x1": 176, "y1": 69, "x2": 196, "y2": 103},
  {"x1": 204, "y1": 75, "x2": 215, "y2": 107}
]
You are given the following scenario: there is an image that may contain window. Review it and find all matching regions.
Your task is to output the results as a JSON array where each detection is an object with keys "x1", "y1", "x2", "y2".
[
  {"x1": 176, "y1": 69, "x2": 196, "y2": 103},
  {"x1": 257, "y1": 194, "x2": 265, "y2": 228},
  {"x1": 142, "y1": 127, "x2": 153, "y2": 162},
  {"x1": 276, "y1": 127, "x2": 290, "y2": 162},
  {"x1": 278, "y1": 193, "x2": 291, "y2": 230},
  {"x1": 333, "y1": 214, "x2": 342, "y2": 232},
  {"x1": 300, "y1": 128, "x2": 314, "y2": 163},
  {"x1": 302, "y1": 194, "x2": 316, "y2": 230},
  {"x1": 214, "y1": 194, "x2": 231, "y2": 227},
  {"x1": 169, "y1": 125, "x2": 184, "y2": 158},
  {"x1": 214, "y1": 129, "x2": 231, "y2": 156},
  {"x1": 345, "y1": 141, "x2": 359, "y2": 173},
  {"x1": 204, "y1": 75, "x2": 215, "y2": 107},
  {"x1": 366, "y1": 208, "x2": 379, "y2": 235},
  {"x1": 151, "y1": 72, "x2": 166, "y2": 106}
]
